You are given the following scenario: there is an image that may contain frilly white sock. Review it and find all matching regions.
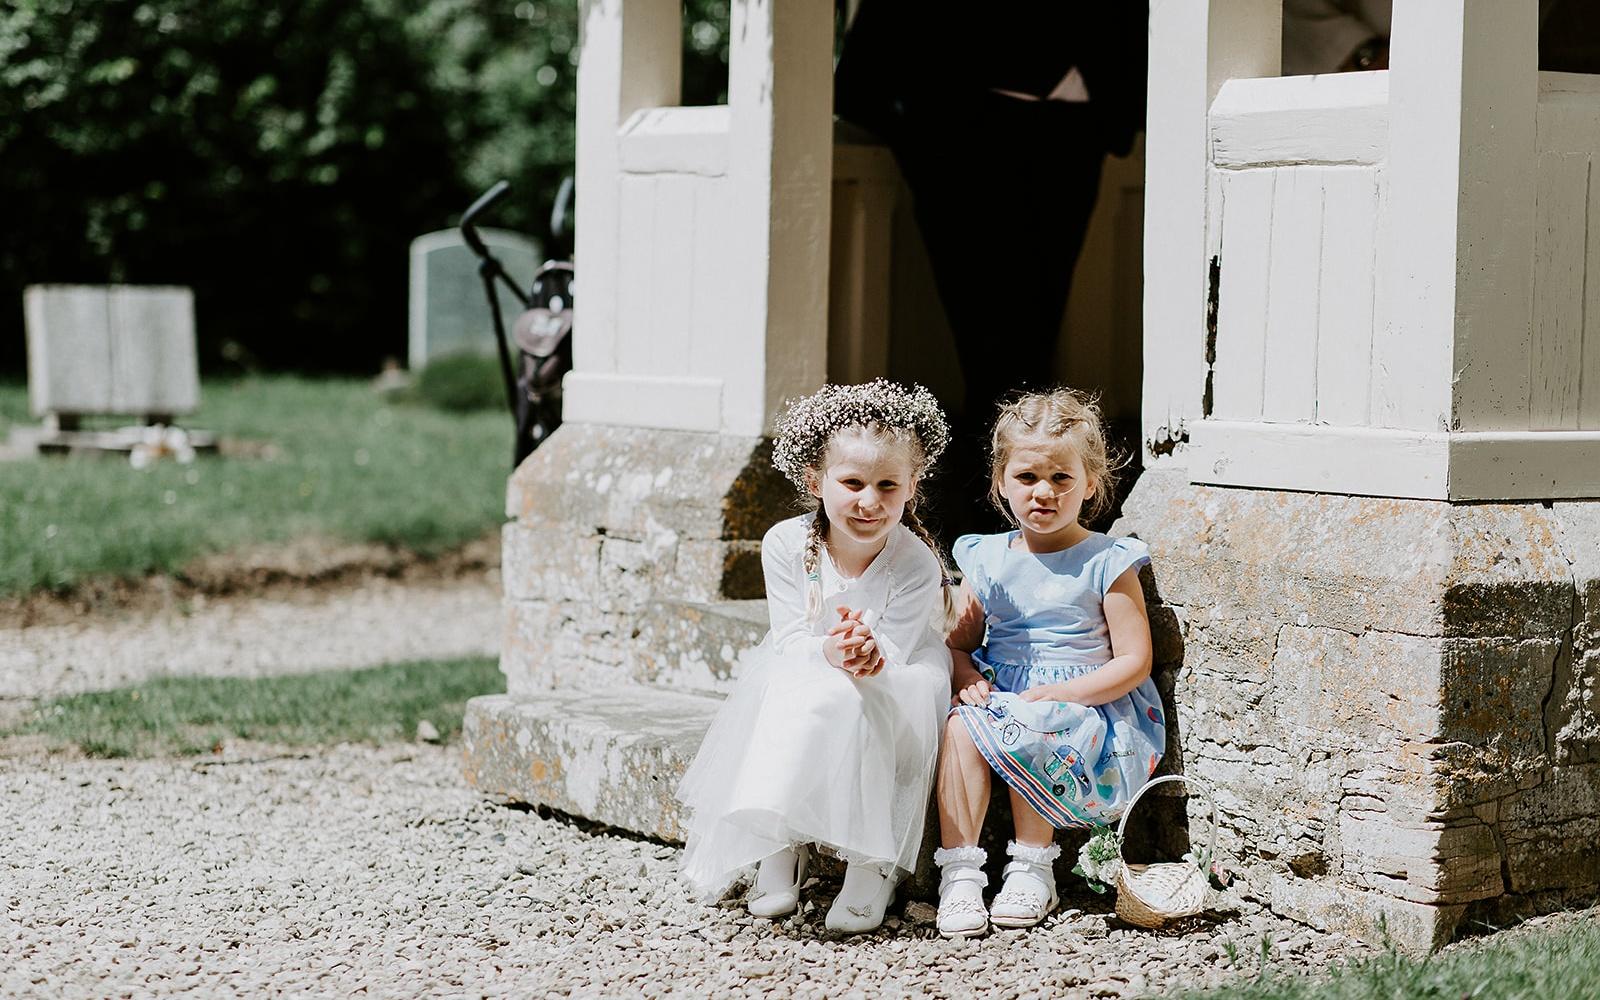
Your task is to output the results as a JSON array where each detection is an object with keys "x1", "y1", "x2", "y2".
[{"x1": 1006, "y1": 840, "x2": 1062, "y2": 865}]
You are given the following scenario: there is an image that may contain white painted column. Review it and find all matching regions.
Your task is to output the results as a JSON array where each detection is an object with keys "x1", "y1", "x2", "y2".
[
  {"x1": 572, "y1": 0, "x2": 682, "y2": 377},
  {"x1": 565, "y1": 0, "x2": 832, "y2": 438},
  {"x1": 1384, "y1": 0, "x2": 1537, "y2": 434},
  {"x1": 1141, "y1": 0, "x2": 1281, "y2": 468},
  {"x1": 724, "y1": 0, "x2": 833, "y2": 436}
]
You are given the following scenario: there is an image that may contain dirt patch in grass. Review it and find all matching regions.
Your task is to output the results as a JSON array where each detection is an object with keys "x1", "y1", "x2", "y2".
[{"x1": 0, "y1": 530, "x2": 501, "y2": 629}]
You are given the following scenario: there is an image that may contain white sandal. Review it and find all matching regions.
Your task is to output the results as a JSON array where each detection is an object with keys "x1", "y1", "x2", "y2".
[
  {"x1": 933, "y1": 846, "x2": 990, "y2": 939},
  {"x1": 988, "y1": 840, "x2": 1060, "y2": 928},
  {"x1": 747, "y1": 844, "x2": 809, "y2": 919},
  {"x1": 825, "y1": 860, "x2": 902, "y2": 934}
]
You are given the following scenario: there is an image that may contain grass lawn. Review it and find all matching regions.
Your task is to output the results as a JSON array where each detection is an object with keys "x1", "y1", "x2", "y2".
[
  {"x1": 6, "y1": 656, "x2": 504, "y2": 757},
  {"x1": 0, "y1": 375, "x2": 512, "y2": 596},
  {"x1": 1173, "y1": 918, "x2": 1600, "y2": 999}
]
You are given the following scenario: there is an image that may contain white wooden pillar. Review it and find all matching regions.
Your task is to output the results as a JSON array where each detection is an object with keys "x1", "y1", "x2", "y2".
[
  {"x1": 1141, "y1": 0, "x2": 1281, "y2": 467},
  {"x1": 725, "y1": 0, "x2": 833, "y2": 436},
  {"x1": 564, "y1": 0, "x2": 833, "y2": 438},
  {"x1": 1385, "y1": 0, "x2": 1538, "y2": 434},
  {"x1": 571, "y1": 0, "x2": 681, "y2": 378}
]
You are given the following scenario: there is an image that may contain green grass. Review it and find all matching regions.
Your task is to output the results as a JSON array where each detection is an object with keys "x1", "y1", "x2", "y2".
[
  {"x1": 1172, "y1": 919, "x2": 1600, "y2": 999},
  {"x1": 0, "y1": 375, "x2": 513, "y2": 596},
  {"x1": 6, "y1": 656, "x2": 505, "y2": 757}
]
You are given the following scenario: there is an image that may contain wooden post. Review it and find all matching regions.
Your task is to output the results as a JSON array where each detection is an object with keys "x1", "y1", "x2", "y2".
[
  {"x1": 1142, "y1": 0, "x2": 1281, "y2": 468},
  {"x1": 572, "y1": 0, "x2": 682, "y2": 378}
]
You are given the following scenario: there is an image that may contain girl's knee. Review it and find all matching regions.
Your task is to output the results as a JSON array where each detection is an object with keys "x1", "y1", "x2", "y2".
[{"x1": 943, "y1": 714, "x2": 977, "y2": 750}]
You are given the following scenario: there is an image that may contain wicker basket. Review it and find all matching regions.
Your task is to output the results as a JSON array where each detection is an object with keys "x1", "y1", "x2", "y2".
[{"x1": 1112, "y1": 774, "x2": 1217, "y2": 928}]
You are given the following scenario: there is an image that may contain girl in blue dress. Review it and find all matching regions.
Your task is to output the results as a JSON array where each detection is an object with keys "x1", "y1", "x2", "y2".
[{"x1": 934, "y1": 388, "x2": 1166, "y2": 938}]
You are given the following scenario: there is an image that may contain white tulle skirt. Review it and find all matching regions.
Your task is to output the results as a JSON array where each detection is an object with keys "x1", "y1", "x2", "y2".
[{"x1": 676, "y1": 637, "x2": 951, "y2": 900}]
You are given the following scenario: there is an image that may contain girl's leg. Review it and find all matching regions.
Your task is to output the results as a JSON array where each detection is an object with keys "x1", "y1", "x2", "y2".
[
  {"x1": 1006, "y1": 787, "x2": 1056, "y2": 847},
  {"x1": 935, "y1": 715, "x2": 993, "y2": 938},
  {"x1": 937, "y1": 716, "x2": 991, "y2": 848},
  {"x1": 990, "y1": 790, "x2": 1061, "y2": 928}
]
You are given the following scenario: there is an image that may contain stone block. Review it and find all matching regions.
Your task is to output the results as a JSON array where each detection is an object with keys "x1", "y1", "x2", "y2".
[
  {"x1": 633, "y1": 600, "x2": 767, "y2": 694},
  {"x1": 1551, "y1": 649, "x2": 1600, "y2": 765},
  {"x1": 1117, "y1": 469, "x2": 1573, "y2": 640},
  {"x1": 1500, "y1": 764, "x2": 1600, "y2": 894},
  {"x1": 501, "y1": 519, "x2": 603, "y2": 603},
  {"x1": 1437, "y1": 637, "x2": 1561, "y2": 763},
  {"x1": 506, "y1": 424, "x2": 791, "y2": 544},
  {"x1": 502, "y1": 600, "x2": 634, "y2": 695},
  {"x1": 1265, "y1": 873, "x2": 1466, "y2": 952},
  {"x1": 462, "y1": 687, "x2": 716, "y2": 842},
  {"x1": 1271, "y1": 626, "x2": 1441, "y2": 747}
]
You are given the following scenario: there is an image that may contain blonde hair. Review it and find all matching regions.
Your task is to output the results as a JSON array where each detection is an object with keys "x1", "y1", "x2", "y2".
[
  {"x1": 770, "y1": 382, "x2": 959, "y2": 634},
  {"x1": 988, "y1": 388, "x2": 1124, "y2": 526}
]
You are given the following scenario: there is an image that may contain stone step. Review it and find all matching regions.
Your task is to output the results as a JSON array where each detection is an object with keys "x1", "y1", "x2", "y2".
[
  {"x1": 462, "y1": 685, "x2": 718, "y2": 843},
  {"x1": 462, "y1": 683, "x2": 1029, "y2": 902}
]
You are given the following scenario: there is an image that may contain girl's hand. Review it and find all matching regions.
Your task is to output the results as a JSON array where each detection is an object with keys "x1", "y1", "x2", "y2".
[
  {"x1": 950, "y1": 660, "x2": 991, "y2": 706},
  {"x1": 828, "y1": 607, "x2": 884, "y2": 678},
  {"x1": 953, "y1": 676, "x2": 992, "y2": 707},
  {"x1": 1019, "y1": 681, "x2": 1081, "y2": 704}
]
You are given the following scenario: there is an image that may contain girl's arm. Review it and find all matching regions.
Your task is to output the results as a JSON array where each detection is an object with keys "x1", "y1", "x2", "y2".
[
  {"x1": 761, "y1": 521, "x2": 833, "y2": 663},
  {"x1": 852, "y1": 538, "x2": 943, "y2": 673},
  {"x1": 946, "y1": 581, "x2": 992, "y2": 703},
  {"x1": 1020, "y1": 566, "x2": 1153, "y2": 707}
]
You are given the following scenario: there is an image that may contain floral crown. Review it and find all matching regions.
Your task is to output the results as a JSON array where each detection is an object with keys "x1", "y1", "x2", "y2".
[{"x1": 771, "y1": 379, "x2": 951, "y2": 491}]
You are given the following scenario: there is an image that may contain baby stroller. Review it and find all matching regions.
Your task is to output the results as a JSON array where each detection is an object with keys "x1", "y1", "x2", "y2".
[{"x1": 459, "y1": 178, "x2": 574, "y2": 469}]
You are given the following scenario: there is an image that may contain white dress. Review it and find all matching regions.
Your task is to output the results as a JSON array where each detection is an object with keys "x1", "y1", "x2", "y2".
[{"x1": 676, "y1": 514, "x2": 953, "y2": 900}]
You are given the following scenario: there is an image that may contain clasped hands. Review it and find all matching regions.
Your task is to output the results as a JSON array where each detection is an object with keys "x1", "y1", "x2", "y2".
[{"x1": 824, "y1": 606, "x2": 885, "y2": 678}]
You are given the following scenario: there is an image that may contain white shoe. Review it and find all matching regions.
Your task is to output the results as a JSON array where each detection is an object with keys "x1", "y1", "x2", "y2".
[
  {"x1": 747, "y1": 845, "x2": 809, "y2": 919},
  {"x1": 824, "y1": 861, "x2": 902, "y2": 934},
  {"x1": 934, "y1": 845, "x2": 990, "y2": 939},
  {"x1": 989, "y1": 840, "x2": 1060, "y2": 928}
]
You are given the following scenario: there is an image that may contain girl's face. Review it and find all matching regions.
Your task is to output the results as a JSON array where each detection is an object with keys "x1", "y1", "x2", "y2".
[
  {"x1": 808, "y1": 432, "x2": 916, "y2": 552},
  {"x1": 999, "y1": 437, "x2": 1096, "y2": 548}
]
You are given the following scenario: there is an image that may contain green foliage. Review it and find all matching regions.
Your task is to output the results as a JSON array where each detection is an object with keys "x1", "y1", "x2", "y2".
[
  {"x1": 0, "y1": 376, "x2": 510, "y2": 595},
  {"x1": 1173, "y1": 919, "x2": 1600, "y2": 1000},
  {"x1": 0, "y1": 0, "x2": 462, "y2": 373},
  {"x1": 409, "y1": 351, "x2": 507, "y2": 413},
  {"x1": 0, "y1": 0, "x2": 735, "y2": 376},
  {"x1": 9, "y1": 656, "x2": 505, "y2": 757}
]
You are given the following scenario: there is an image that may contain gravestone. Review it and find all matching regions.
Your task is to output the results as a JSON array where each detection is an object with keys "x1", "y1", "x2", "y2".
[
  {"x1": 408, "y1": 229, "x2": 540, "y2": 370},
  {"x1": 25, "y1": 284, "x2": 199, "y2": 422}
]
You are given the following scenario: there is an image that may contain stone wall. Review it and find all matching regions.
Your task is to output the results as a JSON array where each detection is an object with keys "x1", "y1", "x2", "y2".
[
  {"x1": 499, "y1": 423, "x2": 793, "y2": 697},
  {"x1": 1116, "y1": 468, "x2": 1600, "y2": 950}
]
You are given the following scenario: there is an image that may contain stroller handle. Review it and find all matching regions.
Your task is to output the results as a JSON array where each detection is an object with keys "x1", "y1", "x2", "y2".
[{"x1": 460, "y1": 180, "x2": 511, "y2": 259}]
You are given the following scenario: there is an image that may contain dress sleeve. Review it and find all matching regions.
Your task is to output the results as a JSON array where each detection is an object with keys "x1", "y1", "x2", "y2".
[
  {"x1": 872, "y1": 531, "x2": 943, "y2": 671},
  {"x1": 761, "y1": 518, "x2": 829, "y2": 661},
  {"x1": 951, "y1": 533, "x2": 986, "y2": 597},
  {"x1": 1099, "y1": 535, "x2": 1152, "y2": 596}
]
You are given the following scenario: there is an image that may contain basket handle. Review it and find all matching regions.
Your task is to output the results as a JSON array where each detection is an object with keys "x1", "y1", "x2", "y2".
[{"x1": 1113, "y1": 773, "x2": 1218, "y2": 871}]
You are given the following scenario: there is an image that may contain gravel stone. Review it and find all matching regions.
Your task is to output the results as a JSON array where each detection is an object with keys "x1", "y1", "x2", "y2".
[
  {"x1": 0, "y1": 576, "x2": 501, "y2": 701},
  {"x1": 7, "y1": 741, "x2": 1591, "y2": 997}
]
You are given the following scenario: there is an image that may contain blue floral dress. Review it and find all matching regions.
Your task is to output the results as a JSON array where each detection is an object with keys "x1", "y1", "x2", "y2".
[{"x1": 949, "y1": 531, "x2": 1166, "y2": 829}]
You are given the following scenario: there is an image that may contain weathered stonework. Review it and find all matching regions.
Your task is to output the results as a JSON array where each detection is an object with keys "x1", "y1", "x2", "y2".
[
  {"x1": 495, "y1": 423, "x2": 792, "y2": 695},
  {"x1": 1114, "y1": 468, "x2": 1600, "y2": 950}
]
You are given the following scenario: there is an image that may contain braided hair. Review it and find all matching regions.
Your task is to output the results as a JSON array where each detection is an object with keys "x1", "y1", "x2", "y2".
[{"x1": 772, "y1": 379, "x2": 957, "y2": 631}]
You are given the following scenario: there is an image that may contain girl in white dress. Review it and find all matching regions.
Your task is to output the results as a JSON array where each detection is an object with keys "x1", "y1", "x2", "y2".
[{"x1": 677, "y1": 380, "x2": 955, "y2": 934}]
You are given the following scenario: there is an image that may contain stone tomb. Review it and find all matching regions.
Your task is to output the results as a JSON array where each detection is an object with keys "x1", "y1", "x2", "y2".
[
  {"x1": 15, "y1": 284, "x2": 215, "y2": 456},
  {"x1": 407, "y1": 229, "x2": 540, "y2": 370}
]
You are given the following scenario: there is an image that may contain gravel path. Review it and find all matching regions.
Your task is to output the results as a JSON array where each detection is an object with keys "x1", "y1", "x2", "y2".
[
  {"x1": 1, "y1": 744, "x2": 1384, "y2": 999},
  {"x1": 0, "y1": 576, "x2": 502, "y2": 703}
]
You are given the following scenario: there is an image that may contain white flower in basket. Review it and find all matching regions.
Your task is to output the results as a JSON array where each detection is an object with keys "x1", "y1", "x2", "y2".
[{"x1": 1102, "y1": 774, "x2": 1218, "y2": 929}]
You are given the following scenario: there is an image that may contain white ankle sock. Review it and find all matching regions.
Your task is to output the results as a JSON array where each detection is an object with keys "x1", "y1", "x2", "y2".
[
  {"x1": 834, "y1": 861, "x2": 887, "y2": 911},
  {"x1": 754, "y1": 846, "x2": 799, "y2": 893}
]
